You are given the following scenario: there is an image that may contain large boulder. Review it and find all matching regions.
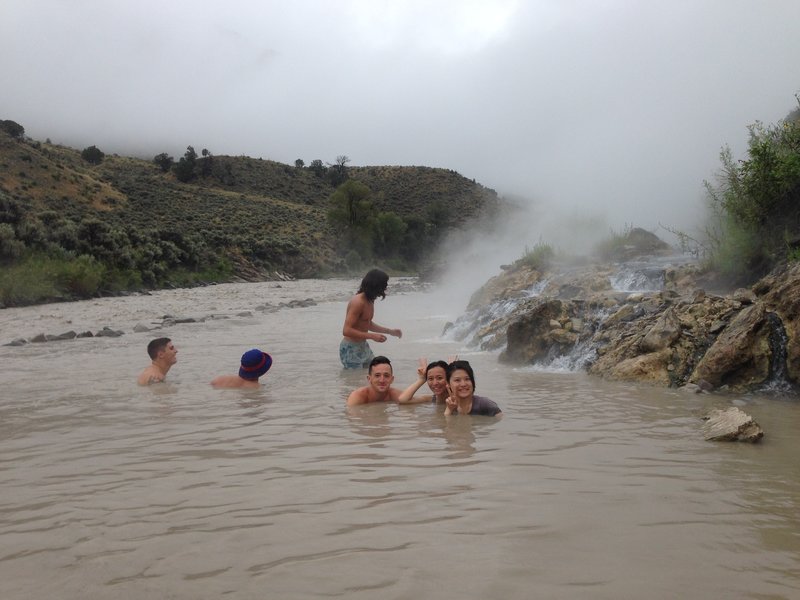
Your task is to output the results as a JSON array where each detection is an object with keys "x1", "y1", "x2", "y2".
[
  {"x1": 500, "y1": 299, "x2": 571, "y2": 364},
  {"x1": 598, "y1": 227, "x2": 674, "y2": 261},
  {"x1": 605, "y1": 349, "x2": 673, "y2": 385},
  {"x1": 640, "y1": 307, "x2": 681, "y2": 352},
  {"x1": 690, "y1": 303, "x2": 771, "y2": 389}
]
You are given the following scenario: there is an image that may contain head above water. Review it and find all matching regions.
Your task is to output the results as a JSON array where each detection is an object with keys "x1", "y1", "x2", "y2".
[
  {"x1": 358, "y1": 269, "x2": 389, "y2": 302},
  {"x1": 368, "y1": 355, "x2": 392, "y2": 374},
  {"x1": 147, "y1": 337, "x2": 172, "y2": 360},
  {"x1": 446, "y1": 360, "x2": 476, "y2": 391},
  {"x1": 426, "y1": 360, "x2": 449, "y2": 376},
  {"x1": 239, "y1": 349, "x2": 273, "y2": 380}
]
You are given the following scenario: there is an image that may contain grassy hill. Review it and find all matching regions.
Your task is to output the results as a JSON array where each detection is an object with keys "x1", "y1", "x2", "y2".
[{"x1": 0, "y1": 128, "x2": 501, "y2": 305}]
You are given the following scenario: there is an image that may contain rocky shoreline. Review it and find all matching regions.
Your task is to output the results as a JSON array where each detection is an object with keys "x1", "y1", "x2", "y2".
[{"x1": 451, "y1": 247, "x2": 800, "y2": 395}]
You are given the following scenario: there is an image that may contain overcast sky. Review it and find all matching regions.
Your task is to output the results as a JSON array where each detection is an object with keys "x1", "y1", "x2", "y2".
[{"x1": 2, "y1": 0, "x2": 799, "y2": 248}]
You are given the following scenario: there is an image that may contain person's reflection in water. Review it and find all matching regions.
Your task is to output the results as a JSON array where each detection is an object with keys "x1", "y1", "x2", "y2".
[
  {"x1": 236, "y1": 390, "x2": 272, "y2": 420},
  {"x1": 345, "y1": 403, "x2": 393, "y2": 441},
  {"x1": 441, "y1": 416, "x2": 477, "y2": 459}
]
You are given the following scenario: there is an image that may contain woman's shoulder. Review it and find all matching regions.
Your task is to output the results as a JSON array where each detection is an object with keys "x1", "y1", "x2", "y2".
[
  {"x1": 473, "y1": 395, "x2": 501, "y2": 415},
  {"x1": 473, "y1": 395, "x2": 497, "y2": 405}
]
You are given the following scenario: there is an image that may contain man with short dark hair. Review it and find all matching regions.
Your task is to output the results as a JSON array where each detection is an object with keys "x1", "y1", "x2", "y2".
[
  {"x1": 340, "y1": 269, "x2": 402, "y2": 369},
  {"x1": 346, "y1": 356, "x2": 403, "y2": 405},
  {"x1": 137, "y1": 337, "x2": 177, "y2": 385}
]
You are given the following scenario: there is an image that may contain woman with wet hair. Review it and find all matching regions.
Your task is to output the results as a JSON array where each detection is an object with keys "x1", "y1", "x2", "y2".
[
  {"x1": 444, "y1": 360, "x2": 501, "y2": 417},
  {"x1": 398, "y1": 358, "x2": 451, "y2": 404}
]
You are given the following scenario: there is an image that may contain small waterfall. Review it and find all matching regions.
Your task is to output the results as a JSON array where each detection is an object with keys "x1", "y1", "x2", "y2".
[
  {"x1": 528, "y1": 338, "x2": 598, "y2": 373},
  {"x1": 609, "y1": 262, "x2": 665, "y2": 292},
  {"x1": 445, "y1": 278, "x2": 550, "y2": 348},
  {"x1": 448, "y1": 253, "x2": 699, "y2": 372},
  {"x1": 760, "y1": 311, "x2": 796, "y2": 392},
  {"x1": 523, "y1": 304, "x2": 615, "y2": 373}
]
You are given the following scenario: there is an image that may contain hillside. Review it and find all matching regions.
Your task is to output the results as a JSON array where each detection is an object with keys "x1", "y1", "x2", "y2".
[{"x1": 0, "y1": 127, "x2": 502, "y2": 305}]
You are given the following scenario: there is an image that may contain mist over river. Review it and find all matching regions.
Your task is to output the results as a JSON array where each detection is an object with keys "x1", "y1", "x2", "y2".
[{"x1": 1, "y1": 278, "x2": 799, "y2": 599}]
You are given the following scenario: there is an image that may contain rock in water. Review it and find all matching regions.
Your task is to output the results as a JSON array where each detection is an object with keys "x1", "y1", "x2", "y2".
[{"x1": 702, "y1": 407, "x2": 764, "y2": 442}]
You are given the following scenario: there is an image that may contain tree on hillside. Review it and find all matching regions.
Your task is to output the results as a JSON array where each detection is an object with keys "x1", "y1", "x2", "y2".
[
  {"x1": 153, "y1": 152, "x2": 174, "y2": 173},
  {"x1": 198, "y1": 148, "x2": 213, "y2": 177},
  {"x1": 328, "y1": 180, "x2": 376, "y2": 260},
  {"x1": 295, "y1": 159, "x2": 305, "y2": 168},
  {"x1": 427, "y1": 200, "x2": 452, "y2": 239},
  {"x1": 309, "y1": 159, "x2": 327, "y2": 179},
  {"x1": 372, "y1": 211, "x2": 407, "y2": 258},
  {"x1": 328, "y1": 155, "x2": 350, "y2": 187},
  {"x1": 173, "y1": 146, "x2": 197, "y2": 182},
  {"x1": 81, "y1": 145, "x2": 105, "y2": 165},
  {"x1": 328, "y1": 179, "x2": 373, "y2": 227},
  {"x1": 0, "y1": 119, "x2": 25, "y2": 139}
]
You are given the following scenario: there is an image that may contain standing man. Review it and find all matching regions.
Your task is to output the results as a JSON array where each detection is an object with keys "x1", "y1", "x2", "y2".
[
  {"x1": 340, "y1": 268, "x2": 402, "y2": 369},
  {"x1": 346, "y1": 356, "x2": 403, "y2": 405},
  {"x1": 137, "y1": 337, "x2": 178, "y2": 385}
]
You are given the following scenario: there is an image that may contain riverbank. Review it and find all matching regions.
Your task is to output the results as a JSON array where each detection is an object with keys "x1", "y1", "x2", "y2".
[{"x1": 453, "y1": 253, "x2": 800, "y2": 394}]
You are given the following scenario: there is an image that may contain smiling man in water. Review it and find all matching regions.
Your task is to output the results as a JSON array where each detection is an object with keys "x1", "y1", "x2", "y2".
[
  {"x1": 137, "y1": 337, "x2": 177, "y2": 385},
  {"x1": 346, "y1": 356, "x2": 403, "y2": 405}
]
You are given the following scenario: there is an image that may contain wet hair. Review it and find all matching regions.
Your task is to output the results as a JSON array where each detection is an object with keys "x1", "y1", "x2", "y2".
[
  {"x1": 368, "y1": 355, "x2": 392, "y2": 374},
  {"x1": 357, "y1": 269, "x2": 389, "y2": 302},
  {"x1": 147, "y1": 337, "x2": 171, "y2": 360},
  {"x1": 446, "y1": 360, "x2": 476, "y2": 391},
  {"x1": 426, "y1": 360, "x2": 449, "y2": 376}
]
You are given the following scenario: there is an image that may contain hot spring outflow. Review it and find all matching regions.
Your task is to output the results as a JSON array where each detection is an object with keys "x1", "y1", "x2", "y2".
[{"x1": 444, "y1": 254, "x2": 697, "y2": 372}]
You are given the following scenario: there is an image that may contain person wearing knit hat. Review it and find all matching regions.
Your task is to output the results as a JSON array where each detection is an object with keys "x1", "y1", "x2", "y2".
[{"x1": 211, "y1": 349, "x2": 273, "y2": 389}]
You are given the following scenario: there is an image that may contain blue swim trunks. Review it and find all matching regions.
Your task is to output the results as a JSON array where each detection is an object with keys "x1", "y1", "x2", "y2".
[{"x1": 339, "y1": 339, "x2": 374, "y2": 369}]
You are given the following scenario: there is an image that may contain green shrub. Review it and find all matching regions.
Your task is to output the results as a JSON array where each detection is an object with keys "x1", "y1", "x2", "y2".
[
  {"x1": 81, "y1": 145, "x2": 105, "y2": 165},
  {"x1": 701, "y1": 102, "x2": 800, "y2": 281},
  {"x1": 57, "y1": 254, "x2": 105, "y2": 295},
  {"x1": 516, "y1": 242, "x2": 555, "y2": 270},
  {"x1": 0, "y1": 254, "x2": 61, "y2": 304}
]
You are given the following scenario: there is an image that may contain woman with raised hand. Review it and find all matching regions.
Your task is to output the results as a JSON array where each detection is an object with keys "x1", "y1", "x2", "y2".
[
  {"x1": 444, "y1": 360, "x2": 501, "y2": 417},
  {"x1": 398, "y1": 357, "x2": 452, "y2": 405}
]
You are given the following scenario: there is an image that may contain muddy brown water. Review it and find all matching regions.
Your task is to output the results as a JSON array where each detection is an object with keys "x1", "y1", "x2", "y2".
[{"x1": 1, "y1": 279, "x2": 799, "y2": 599}]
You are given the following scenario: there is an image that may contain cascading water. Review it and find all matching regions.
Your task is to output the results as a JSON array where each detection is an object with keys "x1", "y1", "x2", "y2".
[
  {"x1": 448, "y1": 253, "x2": 698, "y2": 372},
  {"x1": 609, "y1": 262, "x2": 665, "y2": 292},
  {"x1": 445, "y1": 278, "x2": 550, "y2": 348},
  {"x1": 760, "y1": 311, "x2": 795, "y2": 392}
]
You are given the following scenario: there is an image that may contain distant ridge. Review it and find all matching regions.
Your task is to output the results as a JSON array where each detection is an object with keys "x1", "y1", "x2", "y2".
[{"x1": 0, "y1": 126, "x2": 502, "y2": 305}]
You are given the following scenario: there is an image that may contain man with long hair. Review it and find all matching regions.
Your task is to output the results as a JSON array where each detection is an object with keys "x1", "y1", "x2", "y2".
[{"x1": 340, "y1": 269, "x2": 402, "y2": 368}]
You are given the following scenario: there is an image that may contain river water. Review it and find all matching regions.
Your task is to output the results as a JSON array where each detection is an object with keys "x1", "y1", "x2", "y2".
[{"x1": 1, "y1": 278, "x2": 799, "y2": 599}]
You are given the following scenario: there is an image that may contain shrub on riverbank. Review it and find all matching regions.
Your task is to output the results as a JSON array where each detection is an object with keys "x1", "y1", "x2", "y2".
[
  {"x1": 0, "y1": 253, "x2": 104, "y2": 305},
  {"x1": 700, "y1": 97, "x2": 800, "y2": 283}
]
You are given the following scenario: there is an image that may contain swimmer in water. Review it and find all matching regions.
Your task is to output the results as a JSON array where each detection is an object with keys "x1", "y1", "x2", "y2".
[
  {"x1": 346, "y1": 356, "x2": 404, "y2": 405},
  {"x1": 398, "y1": 357, "x2": 453, "y2": 405},
  {"x1": 443, "y1": 360, "x2": 502, "y2": 417},
  {"x1": 137, "y1": 337, "x2": 177, "y2": 385},
  {"x1": 211, "y1": 349, "x2": 273, "y2": 389}
]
